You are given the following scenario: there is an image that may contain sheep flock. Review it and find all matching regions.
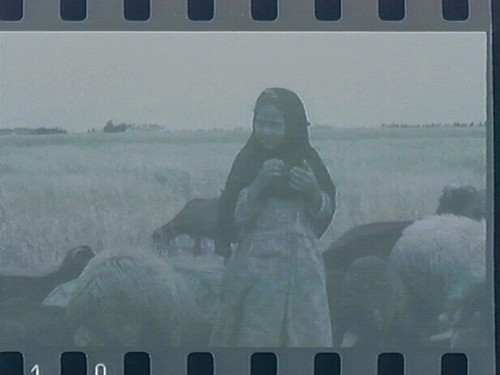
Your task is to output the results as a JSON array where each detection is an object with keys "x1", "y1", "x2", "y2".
[
  {"x1": 331, "y1": 185, "x2": 487, "y2": 348},
  {"x1": 0, "y1": 185, "x2": 489, "y2": 349}
]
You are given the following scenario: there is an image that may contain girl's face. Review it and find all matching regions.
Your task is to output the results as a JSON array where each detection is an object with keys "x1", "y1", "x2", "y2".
[{"x1": 254, "y1": 104, "x2": 286, "y2": 150}]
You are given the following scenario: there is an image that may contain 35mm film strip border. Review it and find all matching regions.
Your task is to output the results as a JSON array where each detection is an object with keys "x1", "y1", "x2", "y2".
[
  {"x1": 0, "y1": 0, "x2": 491, "y2": 31},
  {"x1": 0, "y1": 1, "x2": 496, "y2": 375},
  {"x1": 0, "y1": 0, "x2": 477, "y2": 22},
  {"x1": 493, "y1": 0, "x2": 500, "y2": 372},
  {"x1": 0, "y1": 351, "x2": 474, "y2": 375}
]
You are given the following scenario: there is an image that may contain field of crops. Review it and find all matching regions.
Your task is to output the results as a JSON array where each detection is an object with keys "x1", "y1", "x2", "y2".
[{"x1": 0, "y1": 126, "x2": 486, "y2": 275}]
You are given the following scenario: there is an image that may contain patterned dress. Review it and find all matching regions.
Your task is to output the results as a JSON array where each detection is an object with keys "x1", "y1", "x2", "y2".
[{"x1": 210, "y1": 187, "x2": 333, "y2": 347}]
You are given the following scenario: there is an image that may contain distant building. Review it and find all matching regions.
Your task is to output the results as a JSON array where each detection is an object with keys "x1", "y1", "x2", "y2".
[
  {"x1": 103, "y1": 120, "x2": 131, "y2": 133},
  {"x1": 103, "y1": 120, "x2": 164, "y2": 133}
]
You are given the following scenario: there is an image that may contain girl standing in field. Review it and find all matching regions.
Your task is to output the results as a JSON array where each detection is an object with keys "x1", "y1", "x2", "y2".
[{"x1": 211, "y1": 88, "x2": 336, "y2": 347}]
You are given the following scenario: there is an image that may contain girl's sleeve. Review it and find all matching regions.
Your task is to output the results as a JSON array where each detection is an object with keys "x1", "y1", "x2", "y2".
[
  {"x1": 234, "y1": 187, "x2": 264, "y2": 227},
  {"x1": 307, "y1": 191, "x2": 334, "y2": 237}
]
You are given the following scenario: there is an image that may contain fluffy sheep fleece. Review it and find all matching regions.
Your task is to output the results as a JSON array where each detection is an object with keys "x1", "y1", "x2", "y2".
[
  {"x1": 65, "y1": 248, "x2": 210, "y2": 348},
  {"x1": 168, "y1": 255, "x2": 224, "y2": 327},
  {"x1": 337, "y1": 256, "x2": 412, "y2": 348},
  {"x1": 389, "y1": 214, "x2": 486, "y2": 345}
]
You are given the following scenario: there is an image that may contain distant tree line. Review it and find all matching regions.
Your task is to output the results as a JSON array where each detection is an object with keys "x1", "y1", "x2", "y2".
[
  {"x1": 0, "y1": 127, "x2": 67, "y2": 136},
  {"x1": 381, "y1": 122, "x2": 485, "y2": 129}
]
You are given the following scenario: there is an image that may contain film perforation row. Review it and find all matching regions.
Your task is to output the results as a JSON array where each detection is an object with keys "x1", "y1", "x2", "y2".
[
  {"x1": 0, "y1": 351, "x2": 468, "y2": 374},
  {"x1": 0, "y1": 0, "x2": 470, "y2": 22}
]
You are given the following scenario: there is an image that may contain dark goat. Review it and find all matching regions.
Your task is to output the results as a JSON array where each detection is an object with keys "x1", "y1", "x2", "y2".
[
  {"x1": 337, "y1": 256, "x2": 413, "y2": 347},
  {"x1": 324, "y1": 221, "x2": 412, "y2": 342},
  {"x1": 153, "y1": 197, "x2": 219, "y2": 256},
  {"x1": 0, "y1": 246, "x2": 94, "y2": 302},
  {"x1": 323, "y1": 221, "x2": 412, "y2": 273}
]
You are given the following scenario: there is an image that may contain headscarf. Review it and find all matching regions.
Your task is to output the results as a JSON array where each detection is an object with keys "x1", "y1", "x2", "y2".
[{"x1": 215, "y1": 88, "x2": 336, "y2": 258}]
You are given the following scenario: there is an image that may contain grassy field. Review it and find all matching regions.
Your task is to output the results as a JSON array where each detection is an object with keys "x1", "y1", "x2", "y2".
[{"x1": 0, "y1": 127, "x2": 486, "y2": 275}]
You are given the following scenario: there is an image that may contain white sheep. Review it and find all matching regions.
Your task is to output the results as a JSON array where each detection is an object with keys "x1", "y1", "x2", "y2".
[
  {"x1": 168, "y1": 255, "x2": 224, "y2": 327},
  {"x1": 63, "y1": 248, "x2": 211, "y2": 348},
  {"x1": 389, "y1": 214, "x2": 486, "y2": 345}
]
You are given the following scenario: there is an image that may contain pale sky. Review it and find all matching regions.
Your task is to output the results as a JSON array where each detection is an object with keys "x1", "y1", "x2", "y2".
[{"x1": 0, "y1": 32, "x2": 487, "y2": 132}]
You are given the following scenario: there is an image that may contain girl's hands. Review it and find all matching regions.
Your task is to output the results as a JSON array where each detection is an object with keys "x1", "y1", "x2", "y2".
[
  {"x1": 289, "y1": 161, "x2": 323, "y2": 210},
  {"x1": 248, "y1": 159, "x2": 323, "y2": 211},
  {"x1": 250, "y1": 159, "x2": 285, "y2": 197}
]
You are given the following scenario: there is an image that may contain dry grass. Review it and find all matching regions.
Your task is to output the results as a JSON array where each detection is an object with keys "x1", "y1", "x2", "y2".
[{"x1": 0, "y1": 127, "x2": 485, "y2": 274}]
